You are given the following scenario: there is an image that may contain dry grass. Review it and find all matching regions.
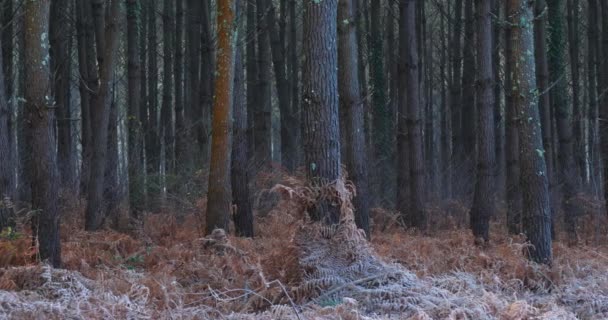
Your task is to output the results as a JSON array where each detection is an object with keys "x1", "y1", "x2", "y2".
[{"x1": 0, "y1": 176, "x2": 607, "y2": 319}]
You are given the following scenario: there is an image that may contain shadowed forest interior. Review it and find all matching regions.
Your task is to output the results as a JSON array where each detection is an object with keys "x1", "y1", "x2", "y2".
[{"x1": 1, "y1": 0, "x2": 608, "y2": 318}]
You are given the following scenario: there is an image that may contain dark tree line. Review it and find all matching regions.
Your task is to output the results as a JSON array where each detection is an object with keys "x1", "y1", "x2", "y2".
[{"x1": 0, "y1": 0, "x2": 606, "y2": 266}]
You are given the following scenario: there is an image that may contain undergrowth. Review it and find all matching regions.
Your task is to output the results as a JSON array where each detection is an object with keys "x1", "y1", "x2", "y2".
[{"x1": 0, "y1": 174, "x2": 607, "y2": 319}]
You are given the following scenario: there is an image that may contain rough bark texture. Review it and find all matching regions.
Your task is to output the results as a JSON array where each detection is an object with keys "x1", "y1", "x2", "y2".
[
  {"x1": 403, "y1": 0, "x2": 426, "y2": 229},
  {"x1": 127, "y1": 0, "x2": 143, "y2": 214},
  {"x1": 547, "y1": 0, "x2": 579, "y2": 238},
  {"x1": 0, "y1": 37, "x2": 14, "y2": 230},
  {"x1": 50, "y1": 0, "x2": 74, "y2": 191},
  {"x1": 469, "y1": 0, "x2": 495, "y2": 243},
  {"x1": 302, "y1": 0, "x2": 341, "y2": 224},
  {"x1": 85, "y1": 0, "x2": 121, "y2": 231},
  {"x1": 505, "y1": 0, "x2": 522, "y2": 235},
  {"x1": 24, "y1": 0, "x2": 61, "y2": 267},
  {"x1": 254, "y1": 0, "x2": 272, "y2": 168},
  {"x1": 232, "y1": 23, "x2": 253, "y2": 237},
  {"x1": 338, "y1": 0, "x2": 370, "y2": 236},
  {"x1": 534, "y1": 0, "x2": 555, "y2": 238},
  {"x1": 507, "y1": 0, "x2": 552, "y2": 264},
  {"x1": 206, "y1": 0, "x2": 237, "y2": 234}
]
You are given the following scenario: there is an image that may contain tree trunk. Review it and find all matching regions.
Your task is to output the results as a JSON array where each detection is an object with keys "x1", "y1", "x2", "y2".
[
  {"x1": 534, "y1": 0, "x2": 556, "y2": 238},
  {"x1": 302, "y1": 0, "x2": 341, "y2": 224},
  {"x1": 186, "y1": 0, "x2": 201, "y2": 166},
  {"x1": 146, "y1": 0, "x2": 159, "y2": 185},
  {"x1": 206, "y1": 0, "x2": 238, "y2": 234},
  {"x1": 246, "y1": 0, "x2": 258, "y2": 165},
  {"x1": 254, "y1": 0, "x2": 272, "y2": 169},
  {"x1": 469, "y1": 0, "x2": 495, "y2": 243},
  {"x1": 24, "y1": 0, "x2": 61, "y2": 267},
  {"x1": 396, "y1": 0, "x2": 410, "y2": 220},
  {"x1": 403, "y1": 0, "x2": 426, "y2": 229},
  {"x1": 461, "y1": 0, "x2": 476, "y2": 174},
  {"x1": 507, "y1": 0, "x2": 552, "y2": 264},
  {"x1": 174, "y1": 0, "x2": 189, "y2": 173},
  {"x1": 265, "y1": 0, "x2": 296, "y2": 171},
  {"x1": 601, "y1": 0, "x2": 608, "y2": 218},
  {"x1": 161, "y1": 0, "x2": 174, "y2": 176},
  {"x1": 232, "y1": 21, "x2": 253, "y2": 237},
  {"x1": 0, "y1": 37, "x2": 15, "y2": 230},
  {"x1": 567, "y1": 0, "x2": 584, "y2": 181},
  {"x1": 505, "y1": 0, "x2": 522, "y2": 234},
  {"x1": 85, "y1": 0, "x2": 121, "y2": 231},
  {"x1": 50, "y1": 0, "x2": 75, "y2": 192},
  {"x1": 200, "y1": 1, "x2": 214, "y2": 166},
  {"x1": 338, "y1": 0, "x2": 370, "y2": 236},
  {"x1": 369, "y1": 0, "x2": 390, "y2": 204},
  {"x1": 547, "y1": 0, "x2": 579, "y2": 239},
  {"x1": 288, "y1": 0, "x2": 299, "y2": 167},
  {"x1": 127, "y1": 0, "x2": 143, "y2": 215},
  {"x1": 450, "y1": 0, "x2": 463, "y2": 196}
]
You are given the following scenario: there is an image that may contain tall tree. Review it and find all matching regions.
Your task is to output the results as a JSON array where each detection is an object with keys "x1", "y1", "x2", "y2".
[
  {"x1": 534, "y1": 0, "x2": 555, "y2": 237},
  {"x1": 24, "y1": 0, "x2": 61, "y2": 266},
  {"x1": 146, "y1": 0, "x2": 159, "y2": 181},
  {"x1": 186, "y1": 0, "x2": 202, "y2": 162},
  {"x1": 232, "y1": 14, "x2": 253, "y2": 237},
  {"x1": 302, "y1": 0, "x2": 341, "y2": 224},
  {"x1": 50, "y1": 0, "x2": 75, "y2": 191},
  {"x1": 174, "y1": 0, "x2": 189, "y2": 172},
  {"x1": 469, "y1": 0, "x2": 495, "y2": 243},
  {"x1": 401, "y1": 0, "x2": 426, "y2": 229},
  {"x1": 206, "y1": 0, "x2": 238, "y2": 234},
  {"x1": 461, "y1": 0, "x2": 476, "y2": 161},
  {"x1": 253, "y1": 0, "x2": 272, "y2": 168},
  {"x1": 85, "y1": 0, "x2": 121, "y2": 231},
  {"x1": 338, "y1": 0, "x2": 370, "y2": 235},
  {"x1": 127, "y1": 0, "x2": 143, "y2": 214},
  {"x1": 505, "y1": 0, "x2": 521, "y2": 234},
  {"x1": 450, "y1": 0, "x2": 463, "y2": 194},
  {"x1": 369, "y1": 0, "x2": 390, "y2": 203},
  {"x1": 547, "y1": 0, "x2": 579, "y2": 238},
  {"x1": 567, "y1": 0, "x2": 583, "y2": 179},
  {"x1": 601, "y1": 0, "x2": 608, "y2": 216},
  {"x1": 507, "y1": 0, "x2": 552, "y2": 264},
  {"x1": 161, "y1": 0, "x2": 174, "y2": 174},
  {"x1": 0, "y1": 38, "x2": 14, "y2": 230}
]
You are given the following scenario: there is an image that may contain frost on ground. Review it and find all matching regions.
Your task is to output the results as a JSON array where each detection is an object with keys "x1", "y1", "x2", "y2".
[{"x1": 0, "y1": 177, "x2": 607, "y2": 319}]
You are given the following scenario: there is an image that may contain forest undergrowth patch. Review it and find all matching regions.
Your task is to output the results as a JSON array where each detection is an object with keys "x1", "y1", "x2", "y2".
[{"x1": 0, "y1": 175, "x2": 607, "y2": 319}]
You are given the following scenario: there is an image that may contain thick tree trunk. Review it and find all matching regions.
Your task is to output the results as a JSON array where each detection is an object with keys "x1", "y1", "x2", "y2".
[
  {"x1": 200, "y1": 1, "x2": 214, "y2": 166},
  {"x1": 403, "y1": 0, "x2": 426, "y2": 229},
  {"x1": 127, "y1": 0, "x2": 143, "y2": 215},
  {"x1": 206, "y1": 0, "x2": 237, "y2": 234},
  {"x1": 469, "y1": 0, "x2": 495, "y2": 243},
  {"x1": 50, "y1": 0, "x2": 75, "y2": 192},
  {"x1": 547, "y1": 0, "x2": 579, "y2": 238},
  {"x1": 302, "y1": 0, "x2": 341, "y2": 224},
  {"x1": 254, "y1": 0, "x2": 272, "y2": 168},
  {"x1": 246, "y1": 0, "x2": 258, "y2": 165},
  {"x1": 338, "y1": 0, "x2": 370, "y2": 236},
  {"x1": 232, "y1": 23, "x2": 253, "y2": 237},
  {"x1": 24, "y1": 0, "x2": 61, "y2": 267},
  {"x1": 0, "y1": 38, "x2": 15, "y2": 230},
  {"x1": 505, "y1": 0, "x2": 522, "y2": 234},
  {"x1": 534, "y1": 0, "x2": 556, "y2": 238},
  {"x1": 396, "y1": 0, "x2": 411, "y2": 219},
  {"x1": 507, "y1": 0, "x2": 552, "y2": 264},
  {"x1": 85, "y1": 0, "x2": 121, "y2": 231}
]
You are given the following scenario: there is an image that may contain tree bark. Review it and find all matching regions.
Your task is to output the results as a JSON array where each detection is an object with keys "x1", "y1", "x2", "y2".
[
  {"x1": 507, "y1": 0, "x2": 552, "y2": 264},
  {"x1": 567, "y1": 0, "x2": 583, "y2": 181},
  {"x1": 85, "y1": 0, "x2": 121, "y2": 231},
  {"x1": 232, "y1": 18, "x2": 253, "y2": 237},
  {"x1": 127, "y1": 0, "x2": 143, "y2": 215},
  {"x1": 600, "y1": 0, "x2": 608, "y2": 218},
  {"x1": 547, "y1": 0, "x2": 579, "y2": 239},
  {"x1": 254, "y1": 0, "x2": 272, "y2": 168},
  {"x1": 469, "y1": 0, "x2": 495, "y2": 243},
  {"x1": 302, "y1": 0, "x2": 341, "y2": 224},
  {"x1": 461, "y1": 0, "x2": 476, "y2": 170},
  {"x1": 161, "y1": 0, "x2": 174, "y2": 175},
  {"x1": 402, "y1": 0, "x2": 426, "y2": 229},
  {"x1": 24, "y1": 0, "x2": 61, "y2": 267},
  {"x1": 50, "y1": 0, "x2": 75, "y2": 192},
  {"x1": 450, "y1": 0, "x2": 463, "y2": 196},
  {"x1": 338, "y1": 0, "x2": 370, "y2": 236},
  {"x1": 174, "y1": 0, "x2": 189, "y2": 173},
  {"x1": 146, "y1": 0, "x2": 159, "y2": 183},
  {"x1": 206, "y1": 0, "x2": 238, "y2": 234},
  {"x1": 0, "y1": 36, "x2": 15, "y2": 230}
]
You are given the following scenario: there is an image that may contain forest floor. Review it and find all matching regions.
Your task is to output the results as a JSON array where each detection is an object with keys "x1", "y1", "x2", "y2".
[{"x1": 0, "y1": 178, "x2": 607, "y2": 319}]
